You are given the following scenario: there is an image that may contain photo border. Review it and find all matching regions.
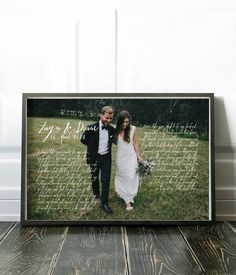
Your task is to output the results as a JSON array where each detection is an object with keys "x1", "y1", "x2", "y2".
[{"x1": 21, "y1": 93, "x2": 215, "y2": 226}]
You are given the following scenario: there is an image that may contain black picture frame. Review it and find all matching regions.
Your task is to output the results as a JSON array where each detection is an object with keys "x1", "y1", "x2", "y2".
[{"x1": 21, "y1": 93, "x2": 215, "y2": 225}]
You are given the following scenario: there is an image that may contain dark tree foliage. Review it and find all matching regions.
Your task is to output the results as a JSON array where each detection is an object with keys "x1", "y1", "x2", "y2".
[{"x1": 27, "y1": 98, "x2": 209, "y2": 136}]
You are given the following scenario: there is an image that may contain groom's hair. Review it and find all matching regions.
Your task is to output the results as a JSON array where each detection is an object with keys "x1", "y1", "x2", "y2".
[{"x1": 101, "y1": 106, "x2": 114, "y2": 115}]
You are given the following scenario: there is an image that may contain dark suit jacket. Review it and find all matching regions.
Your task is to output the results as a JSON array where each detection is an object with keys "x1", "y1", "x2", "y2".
[{"x1": 80, "y1": 122, "x2": 115, "y2": 164}]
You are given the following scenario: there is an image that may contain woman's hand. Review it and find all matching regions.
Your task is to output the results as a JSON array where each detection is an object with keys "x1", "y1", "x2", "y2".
[{"x1": 137, "y1": 155, "x2": 142, "y2": 162}]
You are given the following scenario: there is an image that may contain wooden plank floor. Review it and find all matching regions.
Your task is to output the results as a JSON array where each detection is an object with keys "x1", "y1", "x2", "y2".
[
  {"x1": 52, "y1": 226, "x2": 127, "y2": 275},
  {"x1": 0, "y1": 222, "x2": 235, "y2": 274},
  {"x1": 125, "y1": 226, "x2": 203, "y2": 274},
  {"x1": 179, "y1": 222, "x2": 236, "y2": 274}
]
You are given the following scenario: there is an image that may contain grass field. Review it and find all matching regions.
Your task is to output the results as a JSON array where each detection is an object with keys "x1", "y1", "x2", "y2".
[{"x1": 26, "y1": 117, "x2": 210, "y2": 221}]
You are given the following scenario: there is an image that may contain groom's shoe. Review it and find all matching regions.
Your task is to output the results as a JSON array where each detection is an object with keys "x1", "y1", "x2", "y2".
[{"x1": 102, "y1": 204, "x2": 113, "y2": 213}]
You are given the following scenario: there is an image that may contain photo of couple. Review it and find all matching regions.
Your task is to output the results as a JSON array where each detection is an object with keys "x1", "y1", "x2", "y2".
[
  {"x1": 23, "y1": 94, "x2": 213, "y2": 224},
  {"x1": 80, "y1": 106, "x2": 141, "y2": 213}
]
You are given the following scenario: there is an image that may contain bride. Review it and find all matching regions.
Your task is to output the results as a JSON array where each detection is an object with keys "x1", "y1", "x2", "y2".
[{"x1": 114, "y1": 111, "x2": 142, "y2": 211}]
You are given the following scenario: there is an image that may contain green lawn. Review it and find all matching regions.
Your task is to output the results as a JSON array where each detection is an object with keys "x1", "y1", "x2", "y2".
[{"x1": 26, "y1": 117, "x2": 210, "y2": 221}]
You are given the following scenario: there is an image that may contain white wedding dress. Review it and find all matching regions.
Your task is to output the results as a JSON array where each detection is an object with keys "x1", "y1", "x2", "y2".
[{"x1": 115, "y1": 125, "x2": 139, "y2": 204}]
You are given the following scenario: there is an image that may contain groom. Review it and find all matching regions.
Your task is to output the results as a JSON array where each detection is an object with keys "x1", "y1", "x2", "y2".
[{"x1": 80, "y1": 106, "x2": 115, "y2": 213}]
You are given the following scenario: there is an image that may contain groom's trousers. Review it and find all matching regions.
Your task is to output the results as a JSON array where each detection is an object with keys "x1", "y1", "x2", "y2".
[{"x1": 90, "y1": 153, "x2": 111, "y2": 205}]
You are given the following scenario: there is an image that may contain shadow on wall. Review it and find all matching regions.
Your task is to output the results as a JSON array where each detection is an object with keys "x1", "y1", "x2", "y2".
[
  {"x1": 214, "y1": 96, "x2": 231, "y2": 148},
  {"x1": 214, "y1": 96, "x2": 236, "y2": 219}
]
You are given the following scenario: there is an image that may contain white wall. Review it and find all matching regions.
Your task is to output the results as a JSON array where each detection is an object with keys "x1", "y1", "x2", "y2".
[{"x1": 1, "y1": 0, "x2": 236, "y2": 220}]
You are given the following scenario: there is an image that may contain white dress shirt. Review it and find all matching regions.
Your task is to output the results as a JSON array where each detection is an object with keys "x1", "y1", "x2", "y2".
[{"x1": 98, "y1": 120, "x2": 109, "y2": 155}]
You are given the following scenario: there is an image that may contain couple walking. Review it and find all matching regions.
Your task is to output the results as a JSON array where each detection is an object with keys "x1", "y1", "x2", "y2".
[{"x1": 80, "y1": 106, "x2": 142, "y2": 213}]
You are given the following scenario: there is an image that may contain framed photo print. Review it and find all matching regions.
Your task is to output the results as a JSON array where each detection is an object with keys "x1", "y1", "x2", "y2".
[{"x1": 21, "y1": 93, "x2": 215, "y2": 225}]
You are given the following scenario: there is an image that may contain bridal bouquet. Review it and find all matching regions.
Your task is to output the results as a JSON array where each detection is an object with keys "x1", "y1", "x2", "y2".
[{"x1": 136, "y1": 160, "x2": 154, "y2": 177}]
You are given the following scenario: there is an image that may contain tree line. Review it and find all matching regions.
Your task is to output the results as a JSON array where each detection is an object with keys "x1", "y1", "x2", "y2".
[{"x1": 27, "y1": 98, "x2": 210, "y2": 137}]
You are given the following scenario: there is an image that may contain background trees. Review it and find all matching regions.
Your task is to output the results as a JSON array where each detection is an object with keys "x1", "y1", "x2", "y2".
[{"x1": 27, "y1": 98, "x2": 209, "y2": 137}]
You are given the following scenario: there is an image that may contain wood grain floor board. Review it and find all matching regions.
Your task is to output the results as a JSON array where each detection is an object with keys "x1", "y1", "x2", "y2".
[
  {"x1": 0, "y1": 224, "x2": 67, "y2": 275},
  {"x1": 228, "y1": 221, "x2": 236, "y2": 229},
  {"x1": 52, "y1": 226, "x2": 128, "y2": 275},
  {"x1": 125, "y1": 226, "x2": 203, "y2": 275},
  {"x1": 1, "y1": 222, "x2": 236, "y2": 274},
  {"x1": 0, "y1": 222, "x2": 15, "y2": 241},
  {"x1": 179, "y1": 222, "x2": 236, "y2": 274}
]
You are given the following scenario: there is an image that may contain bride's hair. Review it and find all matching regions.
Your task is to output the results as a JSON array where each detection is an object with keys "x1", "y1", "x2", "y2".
[{"x1": 115, "y1": 110, "x2": 131, "y2": 143}]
